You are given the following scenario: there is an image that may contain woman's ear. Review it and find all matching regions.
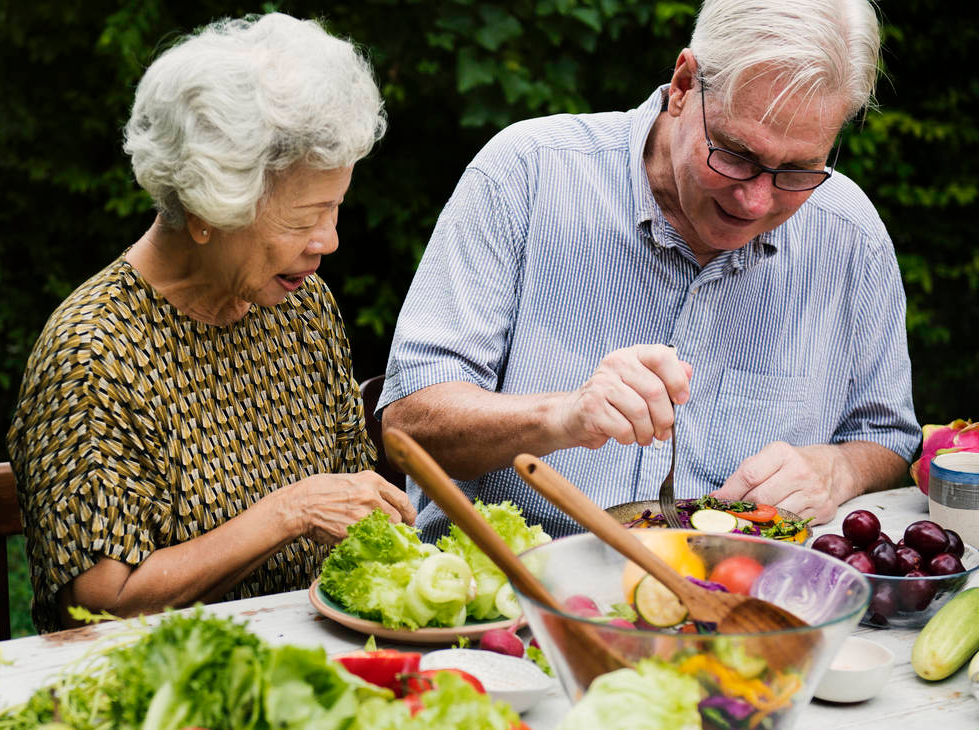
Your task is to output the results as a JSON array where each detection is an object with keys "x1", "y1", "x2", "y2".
[{"x1": 185, "y1": 213, "x2": 211, "y2": 244}]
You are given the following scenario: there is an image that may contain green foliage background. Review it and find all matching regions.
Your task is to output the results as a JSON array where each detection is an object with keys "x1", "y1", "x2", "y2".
[{"x1": 0, "y1": 1, "x2": 976, "y2": 634}]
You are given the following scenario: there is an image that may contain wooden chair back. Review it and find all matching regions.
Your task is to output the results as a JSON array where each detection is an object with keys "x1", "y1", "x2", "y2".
[
  {"x1": 0, "y1": 462, "x2": 23, "y2": 641},
  {"x1": 359, "y1": 375, "x2": 406, "y2": 491}
]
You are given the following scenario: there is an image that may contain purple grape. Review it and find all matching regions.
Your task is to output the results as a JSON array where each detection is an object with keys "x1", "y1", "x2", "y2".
[
  {"x1": 870, "y1": 582, "x2": 898, "y2": 617},
  {"x1": 811, "y1": 534, "x2": 853, "y2": 560},
  {"x1": 845, "y1": 550, "x2": 875, "y2": 574},
  {"x1": 870, "y1": 541, "x2": 900, "y2": 575},
  {"x1": 927, "y1": 552, "x2": 965, "y2": 576},
  {"x1": 945, "y1": 529, "x2": 965, "y2": 558},
  {"x1": 904, "y1": 521, "x2": 950, "y2": 558},
  {"x1": 899, "y1": 570, "x2": 937, "y2": 611},
  {"x1": 843, "y1": 510, "x2": 881, "y2": 548},
  {"x1": 895, "y1": 545, "x2": 923, "y2": 574}
]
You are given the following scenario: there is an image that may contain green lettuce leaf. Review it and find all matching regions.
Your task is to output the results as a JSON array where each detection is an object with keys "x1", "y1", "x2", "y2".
[
  {"x1": 437, "y1": 500, "x2": 551, "y2": 620},
  {"x1": 263, "y1": 645, "x2": 390, "y2": 730},
  {"x1": 556, "y1": 659, "x2": 703, "y2": 730},
  {"x1": 320, "y1": 510, "x2": 434, "y2": 629},
  {"x1": 348, "y1": 672, "x2": 518, "y2": 730}
]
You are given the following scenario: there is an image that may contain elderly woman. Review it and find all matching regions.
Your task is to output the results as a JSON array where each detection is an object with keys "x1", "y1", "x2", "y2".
[{"x1": 6, "y1": 13, "x2": 414, "y2": 633}]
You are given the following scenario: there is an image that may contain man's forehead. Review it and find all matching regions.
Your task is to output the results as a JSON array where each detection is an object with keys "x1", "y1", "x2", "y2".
[{"x1": 712, "y1": 79, "x2": 846, "y2": 143}]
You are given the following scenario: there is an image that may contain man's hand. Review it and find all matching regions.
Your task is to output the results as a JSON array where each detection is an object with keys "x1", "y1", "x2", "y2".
[
  {"x1": 553, "y1": 344, "x2": 693, "y2": 449},
  {"x1": 712, "y1": 441, "x2": 909, "y2": 525}
]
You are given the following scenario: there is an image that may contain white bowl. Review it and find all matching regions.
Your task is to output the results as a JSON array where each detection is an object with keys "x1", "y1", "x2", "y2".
[
  {"x1": 813, "y1": 636, "x2": 894, "y2": 703},
  {"x1": 420, "y1": 648, "x2": 554, "y2": 713}
]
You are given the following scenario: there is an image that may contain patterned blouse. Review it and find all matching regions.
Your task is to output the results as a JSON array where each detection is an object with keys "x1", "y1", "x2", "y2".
[{"x1": 7, "y1": 255, "x2": 376, "y2": 632}]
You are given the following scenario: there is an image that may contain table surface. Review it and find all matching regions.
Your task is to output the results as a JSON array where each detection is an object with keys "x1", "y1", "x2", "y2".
[{"x1": 1, "y1": 486, "x2": 977, "y2": 729}]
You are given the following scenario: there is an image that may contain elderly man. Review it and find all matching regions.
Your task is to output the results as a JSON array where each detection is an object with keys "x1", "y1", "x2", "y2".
[{"x1": 380, "y1": 0, "x2": 918, "y2": 539}]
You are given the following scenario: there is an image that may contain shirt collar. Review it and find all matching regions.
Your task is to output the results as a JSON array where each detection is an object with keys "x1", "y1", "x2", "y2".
[{"x1": 628, "y1": 84, "x2": 779, "y2": 270}]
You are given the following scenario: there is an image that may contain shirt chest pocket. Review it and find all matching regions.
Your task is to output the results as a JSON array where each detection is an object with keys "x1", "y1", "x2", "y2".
[{"x1": 707, "y1": 369, "x2": 813, "y2": 482}]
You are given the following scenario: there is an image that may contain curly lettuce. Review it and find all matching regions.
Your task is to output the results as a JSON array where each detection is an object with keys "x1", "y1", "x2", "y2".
[
  {"x1": 437, "y1": 500, "x2": 551, "y2": 620},
  {"x1": 320, "y1": 510, "x2": 472, "y2": 629}
]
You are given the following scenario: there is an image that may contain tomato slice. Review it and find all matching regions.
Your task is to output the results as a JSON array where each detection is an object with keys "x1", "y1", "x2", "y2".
[
  {"x1": 335, "y1": 649, "x2": 421, "y2": 696},
  {"x1": 401, "y1": 668, "x2": 486, "y2": 696},
  {"x1": 402, "y1": 693, "x2": 425, "y2": 716},
  {"x1": 727, "y1": 504, "x2": 778, "y2": 523}
]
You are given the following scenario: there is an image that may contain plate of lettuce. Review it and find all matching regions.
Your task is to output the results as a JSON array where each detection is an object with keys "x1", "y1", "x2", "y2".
[{"x1": 314, "y1": 502, "x2": 550, "y2": 644}]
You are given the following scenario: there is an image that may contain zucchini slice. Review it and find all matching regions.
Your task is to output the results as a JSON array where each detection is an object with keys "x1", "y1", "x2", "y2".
[{"x1": 689, "y1": 508, "x2": 738, "y2": 533}]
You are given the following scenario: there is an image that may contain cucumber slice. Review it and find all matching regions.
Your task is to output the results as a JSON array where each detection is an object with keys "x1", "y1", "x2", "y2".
[
  {"x1": 493, "y1": 582, "x2": 522, "y2": 619},
  {"x1": 689, "y1": 508, "x2": 738, "y2": 533},
  {"x1": 634, "y1": 574, "x2": 688, "y2": 627},
  {"x1": 414, "y1": 552, "x2": 474, "y2": 604}
]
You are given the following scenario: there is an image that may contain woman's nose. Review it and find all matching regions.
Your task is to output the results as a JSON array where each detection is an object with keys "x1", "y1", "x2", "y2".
[{"x1": 307, "y1": 212, "x2": 339, "y2": 254}]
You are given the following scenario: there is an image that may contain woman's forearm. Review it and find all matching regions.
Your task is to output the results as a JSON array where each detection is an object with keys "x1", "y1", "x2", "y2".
[{"x1": 61, "y1": 487, "x2": 301, "y2": 624}]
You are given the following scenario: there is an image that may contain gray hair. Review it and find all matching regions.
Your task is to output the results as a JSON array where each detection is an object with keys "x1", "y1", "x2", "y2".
[
  {"x1": 123, "y1": 13, "x2": 387, "y2": 230},
  {"x1": 690, "y1": 0, "x2": 881, "y2": 123}
]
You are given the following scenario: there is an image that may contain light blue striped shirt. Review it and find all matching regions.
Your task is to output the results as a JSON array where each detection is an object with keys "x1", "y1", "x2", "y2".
[{"x1": 380, "y1": 86, "x2": 919, "y2": 540}]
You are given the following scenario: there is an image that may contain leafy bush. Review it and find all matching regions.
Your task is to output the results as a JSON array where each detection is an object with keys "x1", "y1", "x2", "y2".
[{"x1": 1, "y1": 0, "x2": 976, "y2": 466}]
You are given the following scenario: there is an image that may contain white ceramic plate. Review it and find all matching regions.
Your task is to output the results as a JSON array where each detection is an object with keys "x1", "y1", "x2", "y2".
[
  {"x1": 420, "y1": 648, "x2": 555, "y2": 713},
  {"x1": 308, "y1": 582, "x2": 522, "y2": 645}
]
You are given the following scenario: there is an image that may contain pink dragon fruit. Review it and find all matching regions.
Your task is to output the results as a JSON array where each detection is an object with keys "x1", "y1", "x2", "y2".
[{"x1": 909, "y1": 419, "x2": 979, "y2": 495}]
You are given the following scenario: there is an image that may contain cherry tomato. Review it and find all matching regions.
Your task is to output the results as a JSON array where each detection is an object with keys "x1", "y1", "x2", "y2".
[
  {"x1": 335, "y1": 649, "x2": 422, "y2": 696},
  {"x1": 727, "y1": 504, "x2": 778, "y2": 523},
  {"x1": 401, "y1": 668, "x2": 486, "y2": 696},
  {"x1": 708, "y1": 555, "x2": 765, "y2": 594}
]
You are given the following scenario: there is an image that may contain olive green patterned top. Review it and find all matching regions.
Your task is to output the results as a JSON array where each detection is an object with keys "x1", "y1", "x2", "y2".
[{"x1": 7, "y1": 255, "x2": 376, "y2": 632}]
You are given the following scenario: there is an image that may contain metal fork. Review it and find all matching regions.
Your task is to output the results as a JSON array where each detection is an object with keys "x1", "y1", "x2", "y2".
[{"x1": 658, "y1": 404, "x2": 684, "y2": 528}]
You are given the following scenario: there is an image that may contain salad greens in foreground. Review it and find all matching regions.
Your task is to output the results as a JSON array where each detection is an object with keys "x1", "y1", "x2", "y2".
[
  {"x1": 0, "y1": 609, "x2": 520, "y2": 730},
  {"x1": 320, "y1": 501, "x2": 550, "y2": 629}
]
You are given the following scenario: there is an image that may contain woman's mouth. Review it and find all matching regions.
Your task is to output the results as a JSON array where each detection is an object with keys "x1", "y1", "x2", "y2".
[{"x1": 275, "y1": 272, "x2": 311, "y2": 292}]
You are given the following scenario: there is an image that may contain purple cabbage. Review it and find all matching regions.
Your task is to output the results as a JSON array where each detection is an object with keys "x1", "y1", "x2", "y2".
[
  {"x1": 687, "y1": 576, "x2": 730, "y2": 592},
  {"x1": 750, "y1": 549, "x2": 863, "y2": 625},
  {"x1": 700, "y1": 695, "x2": 755, "y2": 722}
]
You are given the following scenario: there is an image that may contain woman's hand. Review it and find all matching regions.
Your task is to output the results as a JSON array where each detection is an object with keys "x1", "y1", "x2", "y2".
[{"x1": 285, "y1": 471, "x2": 417, "y2": 544}]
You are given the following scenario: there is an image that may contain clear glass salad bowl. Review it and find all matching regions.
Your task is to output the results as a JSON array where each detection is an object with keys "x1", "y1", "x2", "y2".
[{"x1": 515, "y1": 530, "x2": 871, "y2": 730}]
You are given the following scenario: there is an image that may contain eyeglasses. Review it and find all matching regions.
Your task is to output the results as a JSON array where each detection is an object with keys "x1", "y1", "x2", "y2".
[{"x1": 699, "y1": 79, "x2": 840, "y2": 192}]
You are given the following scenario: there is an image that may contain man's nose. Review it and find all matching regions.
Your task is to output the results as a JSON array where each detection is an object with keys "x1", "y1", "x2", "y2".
[{"x1": 735, "y1": 173, "x2": 776, "y2": 216}]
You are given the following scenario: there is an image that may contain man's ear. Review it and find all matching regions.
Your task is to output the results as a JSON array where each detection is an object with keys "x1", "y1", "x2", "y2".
[{"x1": 667, "y1": 48, "x2": 699, "y2": 117}]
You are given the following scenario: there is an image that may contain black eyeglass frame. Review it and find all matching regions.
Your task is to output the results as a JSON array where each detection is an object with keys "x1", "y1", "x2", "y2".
[{"x1": 698, "y1": 77, "x2": 841, "y2": 192}]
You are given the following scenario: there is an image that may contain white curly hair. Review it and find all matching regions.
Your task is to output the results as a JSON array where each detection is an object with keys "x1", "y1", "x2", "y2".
[{"x1": 123, "y1": 12, "x2": 387, "y2": 230}]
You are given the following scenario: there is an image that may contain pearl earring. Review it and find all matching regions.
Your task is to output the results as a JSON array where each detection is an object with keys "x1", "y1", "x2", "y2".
[{"x1": 202, "y1": 229, "x2": 208, "y2": 236}]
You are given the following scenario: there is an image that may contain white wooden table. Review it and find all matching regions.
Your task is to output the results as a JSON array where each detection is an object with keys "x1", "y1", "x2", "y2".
[{"x1": 1, "y1": 487, "x2": 976, "y2": 728}]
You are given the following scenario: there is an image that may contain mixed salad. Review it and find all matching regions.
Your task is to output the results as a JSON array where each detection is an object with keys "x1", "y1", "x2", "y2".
[
  {"x1": 319, "y1": 501, "x2": 550, "y2": 630},
  {"x1": 624, "y1": 496, "x2": 811, "y2": 542},
  {"x1": 555, "y1": 654, "x2": 803, "y2": 730}
]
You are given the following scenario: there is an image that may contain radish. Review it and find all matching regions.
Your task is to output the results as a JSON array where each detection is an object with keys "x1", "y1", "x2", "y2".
[
  {"x1": 562, "y1": 594, "x2": 602, "y2": 617},
  {"x1": 606, "y1": 617, "x2": 635, "y2": 629},
  {"x1": 479, "y1": 620, "x2": 524, "y2": 657}
]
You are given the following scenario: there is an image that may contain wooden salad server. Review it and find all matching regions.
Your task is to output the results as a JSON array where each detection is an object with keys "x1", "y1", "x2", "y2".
[
  {"x1": 383, "y1": 427, "x2": 631, "y2": 690},
  {"x1": 513, "y1": 454, "x2": 817, "y2": 668}
]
